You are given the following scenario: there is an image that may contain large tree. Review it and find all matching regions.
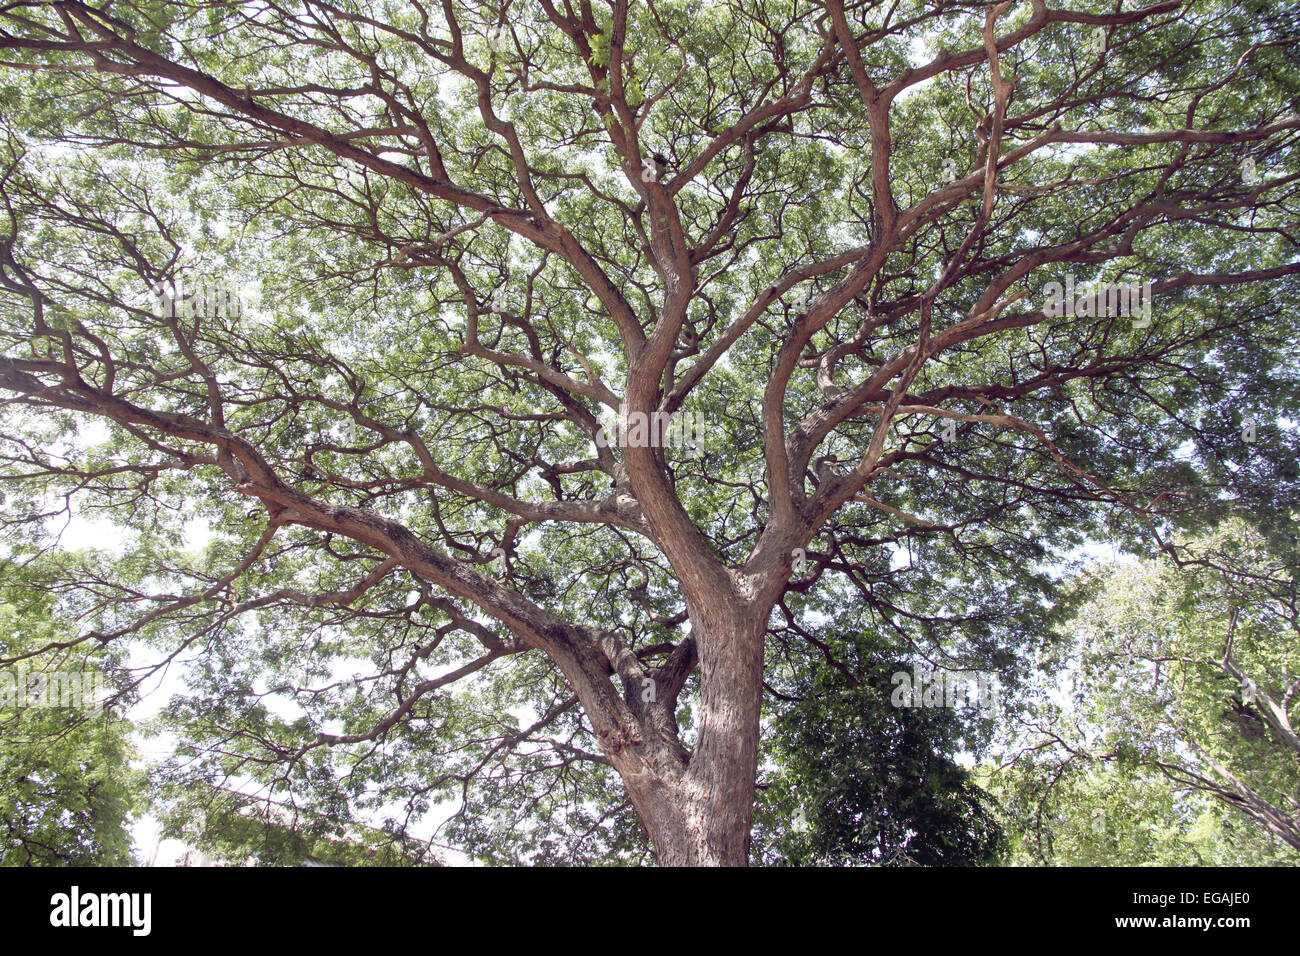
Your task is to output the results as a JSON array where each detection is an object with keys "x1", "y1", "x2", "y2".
[{"x1": 0, "y1": 0, "x2": 1295, "y2": 865}]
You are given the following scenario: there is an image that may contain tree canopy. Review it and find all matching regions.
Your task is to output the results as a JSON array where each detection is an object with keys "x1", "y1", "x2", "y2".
[{"x1": 0, "y1": 0, "x2": 1295, "y2": 865}]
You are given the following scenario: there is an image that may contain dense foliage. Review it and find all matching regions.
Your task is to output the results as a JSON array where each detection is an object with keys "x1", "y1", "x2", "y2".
[{"x1": 0, "y1": 0, "x2": 1294, "y2": 863}]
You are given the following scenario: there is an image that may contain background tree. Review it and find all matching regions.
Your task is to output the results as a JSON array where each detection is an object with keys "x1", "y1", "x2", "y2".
[
  {"x1": 752, "y1": 663, "x2": 1005, "y2": 867},
  {"x1": 155, "y1": 781, "x2": 442, "y2": 865},
  {"x1": 0, "y1": 0, "x2": 1296, "y2": 864},
  {"x1": 991, "y1": 517, "x2": 1300, "y2": 858},
  {"x1": 984, "y1": 760, "x2": 1298, "y2": 866},
  {"x1": 0, "y1": 551, "x2": 140, "y2": 866}
]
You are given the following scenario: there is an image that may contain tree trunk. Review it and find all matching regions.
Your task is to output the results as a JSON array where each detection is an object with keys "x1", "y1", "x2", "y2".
[{"x1": 618, "y1": 598, "x2": 768, "y2": 866}]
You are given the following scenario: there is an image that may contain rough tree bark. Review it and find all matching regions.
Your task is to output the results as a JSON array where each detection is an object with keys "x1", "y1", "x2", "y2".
[{"x1": 625, "y1": 599, "x2": 770, "y2": 866}]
